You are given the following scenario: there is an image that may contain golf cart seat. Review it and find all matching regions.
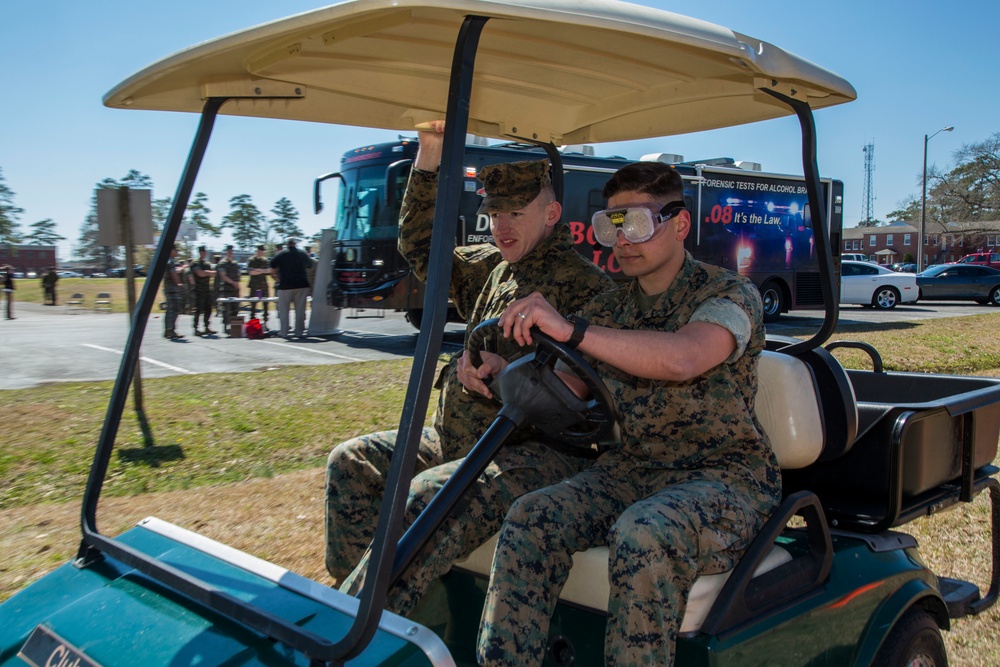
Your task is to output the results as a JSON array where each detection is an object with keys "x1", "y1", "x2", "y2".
[{"x1": 455, "y1": 349, "x2": 858, "y2": 634}]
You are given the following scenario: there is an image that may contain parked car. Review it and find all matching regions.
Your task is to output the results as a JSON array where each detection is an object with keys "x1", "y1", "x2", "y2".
[
  {"x1": 840, "y1": 259, "x2": 918, "y2": 309},
  {"x1": 87, "y1": 272, "x2": 108, "y2": 278},
  {"x1": 917, "y1": 264, "x2": 1000, "y2": 305},
  {"x1": 57, "y1": 270, "x2": 84, "y2": 278},
  {"x1": 956, "y1": 252, "x2": 1000, "y2": 270},
  {"x1": 841, "y1": 252, "x2": 871, "y2": 262},
  {"x1": 890, "y1": 262, "x2": 917, "y2": 273}
]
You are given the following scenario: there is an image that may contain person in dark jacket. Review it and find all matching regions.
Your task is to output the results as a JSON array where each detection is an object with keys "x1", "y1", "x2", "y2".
[{"x1": 269, "y1": 238, "x2": 314, "y2": 338}]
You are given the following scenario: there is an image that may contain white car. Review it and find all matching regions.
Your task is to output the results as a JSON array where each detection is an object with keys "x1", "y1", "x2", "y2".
[
  {"x1": 840, "y1": 260, "x2": 918, "y2": 310},
  {"x1": 841, "y1": 253, "x2": 871, "y2": 263},
  {"x1": 57, "y1": 270, "x2": 84, "y2": 278}
]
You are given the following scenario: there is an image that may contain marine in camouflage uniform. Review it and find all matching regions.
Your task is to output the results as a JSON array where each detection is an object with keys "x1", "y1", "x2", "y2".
[
  {"x1": 163, "y1": 245, "x2": 185, "y2": 340},
  {"x1": 189, "y1": 246, "x2": 216, "y2": 335},
  {"x1": 216, "y1": 245, "x2": 242, "y2": 330},
  {"x1": 479, "y1": 257, "x2": 780, "y2": 666},
  {"x1": 326, "y1": 154, "x2": 615, "y2": 586},
  {"x1": 474, "y1": 163, "x2": 782, "y2": 667},
  {"x1": 246, "y1": 245, "x2": 271, "y2": 324}
]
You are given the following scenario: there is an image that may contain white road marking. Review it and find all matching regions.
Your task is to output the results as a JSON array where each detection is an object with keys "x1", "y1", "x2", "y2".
[
  {"x1": 259, "y1": 340, "x2": 364, "y2": 361},
  {"x1": 81, "y1": 344, "x2": 195, "y2": 374}
]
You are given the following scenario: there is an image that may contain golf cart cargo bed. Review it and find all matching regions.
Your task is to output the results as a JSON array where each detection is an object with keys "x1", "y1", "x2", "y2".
[{"x1": 785, "y1": 369, "x2": 1000, "y2": 532}]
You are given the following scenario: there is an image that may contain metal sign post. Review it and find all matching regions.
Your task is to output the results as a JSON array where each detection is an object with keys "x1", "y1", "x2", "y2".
[{"x1": 97, "y1": 186, "x2": 154, "y2": 444}]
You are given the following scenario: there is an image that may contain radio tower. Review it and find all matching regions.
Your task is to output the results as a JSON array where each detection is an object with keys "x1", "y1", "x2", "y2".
[{"x1": 861, "y1": 141, "x2": 876, "y2": 226}]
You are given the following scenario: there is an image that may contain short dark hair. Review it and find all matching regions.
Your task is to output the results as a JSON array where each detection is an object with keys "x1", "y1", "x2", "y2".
[
  {"x1": 256, "y1": 245, "x2": 265, "y2": 251},
  {"x1": 603, "y1": 162, "x2": 684, "y2": 203}
]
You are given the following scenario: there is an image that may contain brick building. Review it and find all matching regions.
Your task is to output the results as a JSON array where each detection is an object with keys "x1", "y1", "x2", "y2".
[
  {"x1": 842, "y1": 221, "x2": 1000, "y2": 266},
  {"x1": 0, "y1": 244, "x2": 58, "y2": 275}
]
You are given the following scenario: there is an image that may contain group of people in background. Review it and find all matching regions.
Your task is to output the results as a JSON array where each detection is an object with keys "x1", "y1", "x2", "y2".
[{"x1": 163, "y1": 239, "x2": 315, "y2": 340}]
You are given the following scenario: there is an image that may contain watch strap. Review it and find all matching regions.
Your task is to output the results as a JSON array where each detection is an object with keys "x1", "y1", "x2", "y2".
[{"x1": 566, "y1": 314, "x2": 588, "y2": 349}]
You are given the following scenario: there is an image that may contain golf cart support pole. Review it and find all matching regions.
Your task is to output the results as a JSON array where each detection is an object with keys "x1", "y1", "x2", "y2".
[
  {"x1": 333, "y1": 15, "x2": 490, "y2": 664},
  {"x1": 78, "y1": 96, "x2": 226, "y2": 553},
  {"x1": 72, "y1": 98, "x2": 357, "y2": 666},
  {"x1": 761, "y1": 89, "x2": 838, "y2": 354}
]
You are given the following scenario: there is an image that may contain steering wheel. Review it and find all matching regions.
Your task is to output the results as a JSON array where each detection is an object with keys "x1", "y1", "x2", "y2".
[{"x1": 466, "y1": 317, "x2": 616, "y2": 447}]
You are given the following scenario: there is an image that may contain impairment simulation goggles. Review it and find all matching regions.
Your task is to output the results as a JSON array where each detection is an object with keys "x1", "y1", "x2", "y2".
[{"x1": 591, "y1": 200, "x2": 686, "y2": 247}]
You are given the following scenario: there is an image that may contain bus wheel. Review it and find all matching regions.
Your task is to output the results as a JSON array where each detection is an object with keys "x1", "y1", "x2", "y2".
[
  {"x1": 873, "y1": 609, "x2": 947, "y2": 667},
  {"x1": 405, "y1": 308, "x2": 423, "y2": 330},
  {"x1": 760, "y1": 281, "x2": 784, "y2": 323}
]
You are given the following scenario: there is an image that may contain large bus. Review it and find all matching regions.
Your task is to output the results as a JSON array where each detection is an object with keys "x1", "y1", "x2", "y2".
[{"x1": 317, "y1": 139, "x2": 844, "y2": 324}]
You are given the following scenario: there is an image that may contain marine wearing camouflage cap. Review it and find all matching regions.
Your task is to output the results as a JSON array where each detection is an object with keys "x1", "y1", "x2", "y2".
[{"x1": 477, "y1": 160, "x2": 552, "y2": 214}]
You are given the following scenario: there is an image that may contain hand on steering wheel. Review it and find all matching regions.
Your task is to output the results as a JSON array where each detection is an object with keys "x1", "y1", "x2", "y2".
[{"x1": 465, "y1": 318, "x2": 616, "y2": 447}]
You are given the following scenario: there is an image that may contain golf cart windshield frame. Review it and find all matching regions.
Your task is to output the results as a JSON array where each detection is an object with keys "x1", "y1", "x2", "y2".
[{"x1": 77, "y1": 9, "x2": 840, "y2": 666}]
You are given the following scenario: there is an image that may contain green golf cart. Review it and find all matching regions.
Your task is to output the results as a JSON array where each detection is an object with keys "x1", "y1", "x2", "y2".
[{"x1": 1, "y1": 1, "x2": 997, "y2": 666}]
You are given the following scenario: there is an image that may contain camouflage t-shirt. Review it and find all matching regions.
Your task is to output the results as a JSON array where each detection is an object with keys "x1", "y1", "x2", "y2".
[
  {"x1": 247, "y1": 256, "x2": 270, "y2": 290},
  {"x1": 579, "y1": 253, "x2": 781, "y2": 508},
  {"x1": 216, "y1": 258, "x2": 241, "y2": 295},
  {"x1": 189, "y1": 259, "x2": 213, "y2": 293},
  {"x1": 398, "y1": 167, "x2": 616, "y2": 461},
  {"x1": 164, "y1": 258, "x2": 181, "y2": 294}
]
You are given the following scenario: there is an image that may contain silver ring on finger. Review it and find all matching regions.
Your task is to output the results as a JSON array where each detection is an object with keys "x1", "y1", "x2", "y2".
[{"x1": 518, "y1": 312, "x2": 527, "y2": 320}]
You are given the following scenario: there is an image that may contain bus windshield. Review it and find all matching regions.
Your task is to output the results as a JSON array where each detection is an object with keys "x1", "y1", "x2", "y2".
[{"x1": 335, "y1": 164, "x2": 407, "y2": 242}]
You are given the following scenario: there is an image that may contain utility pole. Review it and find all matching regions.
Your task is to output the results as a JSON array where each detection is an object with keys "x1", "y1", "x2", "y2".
[
  {"x1": 919, "y1": 126, "x2": 954, "y2": 271},
  {"x1": 862, "y1": 142, "x2": 875, "y2": 226}
]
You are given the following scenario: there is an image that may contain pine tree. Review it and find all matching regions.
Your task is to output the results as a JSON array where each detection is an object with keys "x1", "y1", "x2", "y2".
[
  {"x1": 185, "y1": 192, "x2": 221, "y2": 237},
  {"x1": 221, "y1": 194, "x2": 266, "y2": 251},
  {"x1": 23, "y1": 219, "x2": 65, "y2": 246},
  {"x1": 0, "y1": 167, "x2": 24, "y2": 244},
  {"x1": 269, "y1": 197, "x2": 303, "y2": 242}
]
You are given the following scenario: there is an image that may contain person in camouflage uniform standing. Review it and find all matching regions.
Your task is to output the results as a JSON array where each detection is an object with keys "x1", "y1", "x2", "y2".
[
  {"x1": 246, "y1": 244, "x2": 272, "y2": 326},
  {"x1": 327, "y1": 121, "x2": 615, "y2": 585},
  {"x1": 189, "y1": 246, "x2": 217, "y2": 336},
  {"x1": 163, "y1": 244, "x2": 185, "y2": 340},
  {"x1": 216, "y1": 245, "x2": 242, "y2": 333},
  {"x1": 457, "y1": 162, "x2": 781, "y2": 667},
  {"x1": 41, "y1": 268, "x2": 59, "y2": 305}
]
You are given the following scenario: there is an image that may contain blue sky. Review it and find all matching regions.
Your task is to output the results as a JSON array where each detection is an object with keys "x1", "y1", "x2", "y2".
[{"x1": 2, "y1": 0, "x2": 995, "y2": 262}]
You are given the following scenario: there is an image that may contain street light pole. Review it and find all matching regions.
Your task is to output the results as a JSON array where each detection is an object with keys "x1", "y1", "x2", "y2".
[{"x1": 919, "y1": 126, "x2": 954, "y2": 271}]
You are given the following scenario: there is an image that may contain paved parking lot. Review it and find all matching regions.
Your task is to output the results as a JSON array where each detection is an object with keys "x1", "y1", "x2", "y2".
[
  {"x1": 1, "y1": 302, "x2": 465, "y2": 390},
  {"x1": 1, "y1": 300, "x2": 994, "y2": 390}
]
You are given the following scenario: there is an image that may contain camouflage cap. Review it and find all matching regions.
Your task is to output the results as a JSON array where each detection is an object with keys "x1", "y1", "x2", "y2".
[{"x1": 476, "y1": 160, "x2": 551, "y2": 214}]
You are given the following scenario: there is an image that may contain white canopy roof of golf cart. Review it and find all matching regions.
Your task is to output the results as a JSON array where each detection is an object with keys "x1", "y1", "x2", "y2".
[{"x1": 104, "y1": 0, "x2": 855, "y2": 144}]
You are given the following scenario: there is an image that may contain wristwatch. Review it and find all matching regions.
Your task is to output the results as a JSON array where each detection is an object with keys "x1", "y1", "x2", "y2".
[{"x1": 565, "y1": 314, "x2": 589, "y2": 349}]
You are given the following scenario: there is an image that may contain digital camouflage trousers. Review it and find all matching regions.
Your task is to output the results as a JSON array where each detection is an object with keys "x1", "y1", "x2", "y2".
[{"x1": 478, "y1": 464, "x2": 772, "y2": 667}]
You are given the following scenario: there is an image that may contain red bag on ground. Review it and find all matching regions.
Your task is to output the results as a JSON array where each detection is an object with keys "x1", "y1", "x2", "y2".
[{"x1": 244, "y1": 317, "x2": 264, "y2": 339}]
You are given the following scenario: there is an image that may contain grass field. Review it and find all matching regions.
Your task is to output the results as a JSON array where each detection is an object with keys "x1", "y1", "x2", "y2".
[
  {"x1": 11, "y1": 276, "x2": 155, "y2": 314},
  {"x1": 1, "y1": 314, "x2": 999, "y2": 663}
]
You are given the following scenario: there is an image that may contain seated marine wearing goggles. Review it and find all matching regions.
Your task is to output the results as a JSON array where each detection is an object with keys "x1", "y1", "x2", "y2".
[
  {"x1": 458, "y1": 161, "x2": 778, "y2": 667},
  {"x1": 591, "y1": 199, "x2": 688, "y2": 247}
]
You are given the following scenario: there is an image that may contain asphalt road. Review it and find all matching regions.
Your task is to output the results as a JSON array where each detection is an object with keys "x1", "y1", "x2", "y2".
[
  {"x1": 1, "y1": 300, "x2": 994, "y2": 390},
  {"x1": 1, "y1": 302, "x2": 466, "y2": 390}
]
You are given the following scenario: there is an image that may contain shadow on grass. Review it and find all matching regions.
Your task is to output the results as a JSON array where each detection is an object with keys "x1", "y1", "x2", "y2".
[{"x1": 117, "y1": 444, "x2": 185, "y2": 467}]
